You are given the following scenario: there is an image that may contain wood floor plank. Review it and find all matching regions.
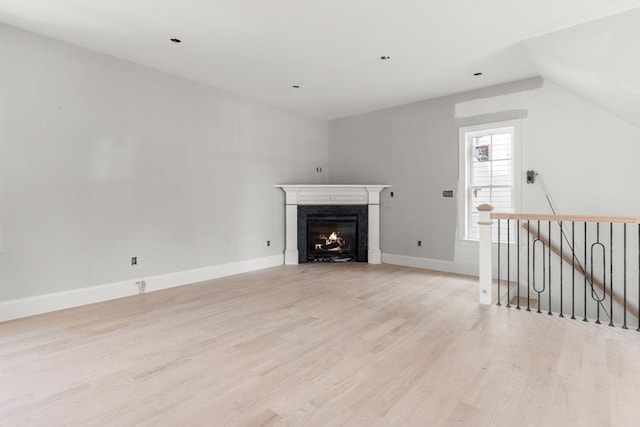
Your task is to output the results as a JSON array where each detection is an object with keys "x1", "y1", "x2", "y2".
[{"x1": 1, "y1": 264, "x2": 638, "y2": 426}]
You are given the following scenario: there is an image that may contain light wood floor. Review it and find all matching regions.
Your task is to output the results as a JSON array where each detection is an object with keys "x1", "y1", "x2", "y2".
[{"x1": 1, "y1": 264, "x2": 639, "y2": 426}]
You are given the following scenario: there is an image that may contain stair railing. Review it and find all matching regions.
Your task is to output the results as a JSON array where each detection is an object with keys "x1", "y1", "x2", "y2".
[{"x1": 477, "y1": 204, "x2": 640, "y2": 330}]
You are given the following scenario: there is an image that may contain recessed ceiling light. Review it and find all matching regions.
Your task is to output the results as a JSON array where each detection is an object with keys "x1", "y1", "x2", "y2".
[
  {"x1": 292, "y1": 85, "x2": 300, "y2": 88},
  {"x1": 473, "y1": 72, "x2": 483, "y2": 76},
  {"x1": 380, "y1": 56, "x2": 391, "y2": 60},
  {"x1": 170, "y1": 38, "x2": 182, "y2": 43}
]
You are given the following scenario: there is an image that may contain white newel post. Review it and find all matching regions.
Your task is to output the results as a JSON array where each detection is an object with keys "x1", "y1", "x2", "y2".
[{"x1": 477, "y1": 204, "x2": 494, "y2": 305}]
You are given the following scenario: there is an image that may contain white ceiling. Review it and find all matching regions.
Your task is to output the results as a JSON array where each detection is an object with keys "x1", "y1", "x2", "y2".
[
  {"x1": 525, "y1": 8, "x2": 640, "y2": 128},
  {"x1": 0, "y1": 0, "x2": 639, "y2": 120}
]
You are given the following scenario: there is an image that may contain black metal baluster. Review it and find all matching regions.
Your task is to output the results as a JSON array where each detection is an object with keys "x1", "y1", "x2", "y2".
[
  {"x1": 609, "y1": 223, "x2": 614, "y2": 327},
  {"x1": 623, "y1": 223, "x2": 627, "y2": 329},
  {"x1": 559, "y1": 221, "x2": 564, "y2": 317},
  {"x1": 584, "y1": 222, "x2": 588, "y2": 322},
  {"x1": 591, "y1": 223, "x2": 606, "y2": 325},
  {"x1": 548, "y1": 220, "x2": 552, "y2": 315},
  {"x1": 527, "y1": 220, "x2": 531, "y2": 312},
  {"x1": 533, "y1": 220, "x2": 544, "y2": 314},
  {"x1": 596, "y1": 223, "x2": 600, "y2": 323},
  {"x1": 517, "y1": 220, "x2": 521, "y2": 310},
  {"x1": 571, "y1": 221, "x2": 576, "y2": 320},
  {"x1": 497, "y1": 219, "x2": 501, "y2": 306},
  {"x1": 507, "y1": 219, "x2": 511, "y2": 308}
]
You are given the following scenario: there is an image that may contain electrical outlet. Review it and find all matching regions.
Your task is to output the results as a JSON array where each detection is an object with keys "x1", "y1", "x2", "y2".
[
  {"x1": 443, "y1": 190, "x2": 453, "y2": 197},
  {"x1": 131, "y1": 256, "x2": 137, "y2": 266},
  {"x1": 418, "y1": 240, "x2": 422, "y2": 246},
  {"x1": 316, "y1": 167, "x2": 323, "y2": 173},
  {"x1": 136, "y1": 280, "x2": 146, "y2": 294},
  {"x1": 267, "y1": 240, "x2": 271, "y2": 247}
]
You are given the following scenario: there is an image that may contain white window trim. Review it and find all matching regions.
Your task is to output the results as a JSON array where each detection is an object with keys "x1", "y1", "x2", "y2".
[{"x1": 457, "y1": 119, "x2": 523, "y2": 245}]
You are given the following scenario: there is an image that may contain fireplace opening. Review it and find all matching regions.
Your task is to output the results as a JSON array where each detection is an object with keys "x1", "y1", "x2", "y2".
[
  {"x1": 297, "y1": 205, "x2": 368, "y2": 263},
  {"x1": 307, "y1": 215, "x2": 357, "y2": 262}
]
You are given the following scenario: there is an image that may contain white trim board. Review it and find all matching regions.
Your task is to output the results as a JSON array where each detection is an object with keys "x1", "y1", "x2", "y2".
[
  {"x1": 382, "y1": 253, "x2": 478, "y2": 277},
  {"x1": 0, "y1": 254, "x2": 284, "y2": 323}
]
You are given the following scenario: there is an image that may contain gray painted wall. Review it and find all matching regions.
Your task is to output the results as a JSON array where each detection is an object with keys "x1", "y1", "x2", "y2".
[
  {"x1": 329, "y1": 94, "x2": 460, "y2": 261},
  {"x1": 2, "y1": 23, "x2": 638, "y2": 305},
  {"x1": 329, "y1": 77, "x2": 640, "y2": 264},
  {"x1": 0, "y1": 24, "x2": 328, "y2": 301}
]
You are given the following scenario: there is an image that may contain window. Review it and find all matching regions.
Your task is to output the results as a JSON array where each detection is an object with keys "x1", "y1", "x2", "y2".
[{"x1": 459, "y1": 120, "x2": 521, "y2": 242}]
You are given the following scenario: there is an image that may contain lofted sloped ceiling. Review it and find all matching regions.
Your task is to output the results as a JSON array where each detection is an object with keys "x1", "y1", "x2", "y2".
[
  {"x1": 525, "y1": 9, "x2": 640, "y2": 128},
  {"x1": 0, "y1": 1, "x2": 639, "y2": 121}
]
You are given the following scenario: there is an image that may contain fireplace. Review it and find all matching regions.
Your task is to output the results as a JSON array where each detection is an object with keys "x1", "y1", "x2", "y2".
[
  {"x1": 308, "y1": 215, "x2": 356, "y2": 262},
  {"x1": 298, "y1": 205, "x2": 368, "y2": 263},
  {"x1": 275, "y1": 185, "x2": 390, "y2": 265}
]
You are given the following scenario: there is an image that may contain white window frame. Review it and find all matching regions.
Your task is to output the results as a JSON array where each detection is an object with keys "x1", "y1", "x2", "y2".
[{"x1": 458, "y1": 119, "x2": 522, "y2": 244}]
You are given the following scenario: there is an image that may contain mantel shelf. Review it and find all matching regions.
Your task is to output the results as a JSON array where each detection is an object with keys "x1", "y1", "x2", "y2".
[
  {"x1": 275, "y1": 184, "x2": 390, "y2": 206},
  {"x1": 275, "y1": 184, "x2": 391, "y2": 188}
]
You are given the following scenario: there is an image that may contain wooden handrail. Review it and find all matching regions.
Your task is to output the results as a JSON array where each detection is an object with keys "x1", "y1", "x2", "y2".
[
  {"x1": 491, "y1": 213, "x2": 640, "y2": 224},
  {"x1": 523, "y1": 223, "x2": 639, "y2": 320}
]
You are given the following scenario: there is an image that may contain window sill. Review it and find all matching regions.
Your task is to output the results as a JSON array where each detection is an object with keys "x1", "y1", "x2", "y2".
[
  {"x1": 458, "y1": 239, "x2": 514, "y2": 247},
  {"x1": 458, "y1": 239, "x2": 479, "y2": 248}
]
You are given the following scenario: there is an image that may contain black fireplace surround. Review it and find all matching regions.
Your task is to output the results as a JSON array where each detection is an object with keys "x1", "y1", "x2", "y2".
[{"x1": 297, "y1": 205, "x2": 368, "y2": 263}]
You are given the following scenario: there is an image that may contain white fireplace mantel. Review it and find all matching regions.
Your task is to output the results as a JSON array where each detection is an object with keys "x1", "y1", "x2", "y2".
[{"x1": 275, "y1": 185, "x2": 390, "y2": 265}]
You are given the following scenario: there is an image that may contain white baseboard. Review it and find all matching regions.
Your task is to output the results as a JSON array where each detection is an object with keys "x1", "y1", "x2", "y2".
[
  {"x1": 0, "y1": 254, "x2": 284, "y2": 323},
  {"x1": 382, "y1": 253, "x2": 478, "y2": 277}
]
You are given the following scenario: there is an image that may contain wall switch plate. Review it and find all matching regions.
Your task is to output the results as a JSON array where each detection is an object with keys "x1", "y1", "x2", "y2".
[{"x1": 443, "y1": 190, "x2": 453, "y2": 197}]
